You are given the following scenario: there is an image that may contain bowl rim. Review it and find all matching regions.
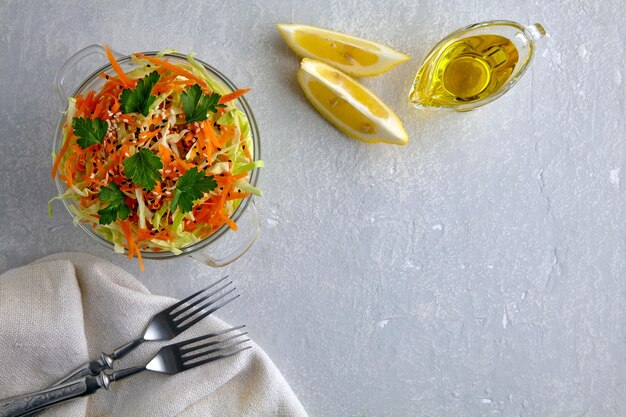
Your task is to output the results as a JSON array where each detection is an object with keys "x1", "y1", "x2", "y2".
[{"x1": 53, "y1": 51, "x2": 261, "y2": 259}]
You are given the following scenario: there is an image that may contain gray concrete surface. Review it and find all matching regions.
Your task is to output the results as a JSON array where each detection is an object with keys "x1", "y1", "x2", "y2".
[{"x1": 1, "y1": 1, "x2": 625, "y2": 416}]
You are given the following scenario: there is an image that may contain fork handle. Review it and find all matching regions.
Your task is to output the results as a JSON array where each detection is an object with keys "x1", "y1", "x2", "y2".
[
  {"x1": 52, "y1": 337, "x2": 142, "y2": 384},
  {"x1": 110, "y1": 337, "x2": 145, "y2": 360},
  {"x1": 58, "y1": 354, "x2": 113, "y2": 382},
  {"x1": 18, "y1": 340, "x2": 140, "y2": 417},
  {"x1": 0, "y1": 374, "x2": 110, "y2": 417},
  {"x1": 17, "y1": 355, "x2": 112, "y2": 417}
]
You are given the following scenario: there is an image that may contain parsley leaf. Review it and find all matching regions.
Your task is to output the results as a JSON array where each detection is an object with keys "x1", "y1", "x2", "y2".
[
  {"x1": 119, "y1": 71, "x2": 160, "y2": 116},
  {"x1": 181, "y1": 84, "x2": 226, "y2": 123},
  {"x1": 97, "y1": 183, "x2": 131, "y2": 225},
  {"x1": 170, "y1": 167, "x2": 217, "y2": 213},
  {"x1": 122, "y1": 148, "x2": 163, "y2": 191},
  {"x1": 203, "y1": 91, "x2": 226, "y2": 114},
  {"x1": 73, "y1": 117, "x2": 108, "y2": 149}
]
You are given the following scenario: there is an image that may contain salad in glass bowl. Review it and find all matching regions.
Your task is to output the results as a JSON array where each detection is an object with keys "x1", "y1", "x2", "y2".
[{"x1": 50, "y1": 46, "x2": 262, "y2": 270}]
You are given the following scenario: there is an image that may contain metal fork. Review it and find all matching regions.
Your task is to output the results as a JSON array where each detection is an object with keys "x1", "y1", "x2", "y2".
[
  {"x1": 58, "y1": 275, "x2": 239, "y2": 383},
  {"x1": 18, "y1": 276, "x2": 238, "y2": 417},
  {"x1": 0, "y1": 327, "x2": 250, "y2": 417}
]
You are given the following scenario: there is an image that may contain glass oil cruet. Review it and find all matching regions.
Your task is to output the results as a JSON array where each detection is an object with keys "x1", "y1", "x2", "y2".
[{"x1": 409, "y1": 20, "x2": 547, "y2": 111}]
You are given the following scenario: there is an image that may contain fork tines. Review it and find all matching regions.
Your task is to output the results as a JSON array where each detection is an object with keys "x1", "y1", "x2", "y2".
[
  {"x1": 176, "y1": 326, "x2": 251, "y2": 370},
  {"x1": 167, "y1": 276, "x2": 240, "y2": 332}
]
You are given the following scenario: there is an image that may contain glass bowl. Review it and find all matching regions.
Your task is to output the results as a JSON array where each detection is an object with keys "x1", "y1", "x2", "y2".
[{"x1": 53, "y1": 45, "x2": 261, "y2": 267}]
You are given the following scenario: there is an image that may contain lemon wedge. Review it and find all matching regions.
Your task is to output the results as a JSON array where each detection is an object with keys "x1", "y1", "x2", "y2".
[
  {"x1": 297, "y1": 58, "x2": 408, "y2": 145},
  {"x1": 278, "y1": 24, "x2": 410, "y2": 77}
]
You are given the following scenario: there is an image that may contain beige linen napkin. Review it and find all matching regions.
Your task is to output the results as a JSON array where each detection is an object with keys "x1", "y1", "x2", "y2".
[{"x1": 0, "y1": 253, "x2": 307, "y2": 417}]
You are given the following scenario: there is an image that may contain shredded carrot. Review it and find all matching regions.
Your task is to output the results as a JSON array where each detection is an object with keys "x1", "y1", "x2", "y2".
[
  {"x1": 218, "y1": 182, "x2": 232, "y2": 207},
  {"x1": 63, "y1": 157, "x2": 75, "y2": 187},
  {"x1": 134, "y1": 53, "x2": 207, "y2": 88},
  {"x1": 203, "y1": 122, "x2": 221, "y2": 148},
  {"x1": 173, "y1": 79, "x2": 195, "y2": 86},
  {"x1": 198, "y1": 124, "x2": 213, "y2": 159},
  {"x1": 75, "y1": 93, "x2": 85, "y2": 110},
  {"x1": 119, "y1": 114, "x2": 137, "y2": 124},
  {"x1": 225, "y1": 218, "x2": 238, "y2": 231},
  {"x1": 93, "y1": 99, "x2": 105, "y2": 118},
  {"x1": 147, "y1": 114, "x2": 164, "y2": 126},
  {"x1": 242, "y1": 145, "x2": 252, "y2": 161},
  {"x1": 120, "y1": 219, "x2": 144, "y2": 271},
  {"x1": 136, "y1": 229, "x2": 151, "y2": 240},
  {"x1": 152, "y1": 74, "x2": 191, "y2": 95},
  {"x1": 219, "y1": 88, "x2": 251, "y2": 104},
  {"x1": 135, "y1": 244, "x2": 144, "y2": 272},
  {"x1": 104, "y1": 44, "x2": 132, "y2": 88},
  {"x1": 226, "y1": 192, "x2": 251, "y2": 200},
  {"x1": 98, "y1": 72, "x2": 127, "y2": 90},
  {"x1": 230, "y1": 172, "x2": 250, "y2": 181},
  {"x1": 76, "y1": 90, "x2": 96, "y2": 116},
  {"x1": 137, "y1": 130, "x2": 160, "y2": 146},
  {"x1": 51, "y1": 133, "x2": 74, "y2": 179}
]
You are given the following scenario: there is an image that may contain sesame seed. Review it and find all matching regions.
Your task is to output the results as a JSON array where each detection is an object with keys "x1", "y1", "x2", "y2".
[
  {"x1": 125, "y1": 152, "x2": 130, "y2": 157},
  {"x1": 122, "y1": 119, "x2": 128, "y2": 123}
]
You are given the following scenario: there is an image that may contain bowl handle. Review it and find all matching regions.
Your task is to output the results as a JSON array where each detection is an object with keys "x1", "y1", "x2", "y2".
[
  {"x1": 54, "y1": 44, "x2": 123, "y2": 110},
  {"x1": 189, "y1": 201, "x2": 261, "y2": 267},
  {"x1": 526, "y1": 23, "x2": 547, "y2": 41}
]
